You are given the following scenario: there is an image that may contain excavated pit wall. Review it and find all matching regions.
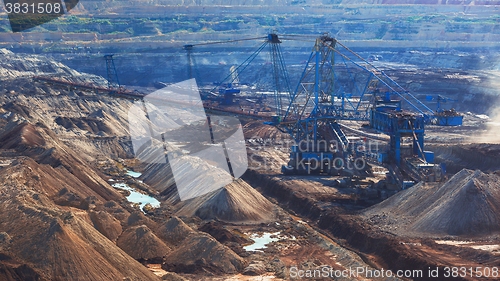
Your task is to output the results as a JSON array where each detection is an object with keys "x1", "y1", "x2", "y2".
[{"x1": 427, "y1": 144, "x2": 500, "y2": 174}]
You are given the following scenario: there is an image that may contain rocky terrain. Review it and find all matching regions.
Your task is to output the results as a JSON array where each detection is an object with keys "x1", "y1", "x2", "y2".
[
  {"x1": 1, "y1": 1, "x2": 500, "y2": 279},
  {"x1": 0, "y1": 50, "x2": 404, "y2": 280},
  {"x1": 0, "y1": 52, "x2": 247, "y2": 280}
]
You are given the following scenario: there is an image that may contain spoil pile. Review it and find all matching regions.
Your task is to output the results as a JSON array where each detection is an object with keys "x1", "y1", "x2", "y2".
[
  {"x1": 116, "y1": 225, "x2": 171, "y2": 262},
  {"x1": 0, "y1": 48, "x2": 107, "y2": 85},
  {"x1": 0, "y1": 122, "x2": 45, "y2": 148},
  {"x1": 0, "y1": 173, "x2": 160, "y2": 281},
  {"x1": 0, "y1": 120, "x2": 121, "y2": 201},
  {"x1": 89, "y1": 211, "x2": 123, "y2": 241},
  {"x1": 198, "y1": 221, "x2": 250, "y2": 244},
  {"x1": 141, "y1": 143, "x2": 276, "y2": 223},
  {"x1": 156, "y1": 216, "x2": 194, "y2": 246},
  {"x1": 363, "y1": 169, "x2": 500, "y2": 237},
  {"x1": 157, "y1": 217, "x2": 247, "y2": 274},
  {"x1": 175, "y1": 179, "x2": 276, "y2": 223},
  {"x1": 141, "y1": 153, "x2": 233, "y2": 203},
  {"x1": 162, "y1": 233, "x2": 246, "y2": 274}
]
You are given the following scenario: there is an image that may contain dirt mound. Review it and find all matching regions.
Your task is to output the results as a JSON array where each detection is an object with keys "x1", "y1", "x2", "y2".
[
  {"x1": 198, "y1": 221, "x2": 250, "y2": 244},
  {"x1": 0, "y1": 122, "x2": 45, "y2": 148},
  {"x1": 53, "y1": 187, "x2": 84, "y2": 208},
  {"x1": 102, "y1": 200, "x2": 131, "y2": 223},
  {"x1": 140, "y1": 153, "x2": 233, "y2": 203},
  {"x1": 55, "y1": 116, "x2": 115, "y2": 135},
  {"x1": 0, "y1": 118, "x2": 122, "y2": 202},
  {"x1": 126, "y1": 211, "x2": 158, "y2": 230},
  {"x1": 0, "y1": 50, "x2": 107, "y2": 85},
  {"x1": 364, "y1": 169, "x2": 500, "y2": 237},
  {"x1": 162, "y1": 233, "x2": 246, "y2": 274},
  {"x1": 156, "y1": 216, "x2": 195, "y2": 246},
  {"x1": 139, "y1": 146, "x2": 272, "y2": 221},
  {"x1": 12, "y1": 155, "x2": 119, "y2": 204},
  {"x1": 176, "y1": 179, "x2": 275, "y2": 223},
  {"x1": 156, "y1": 217, "x2": 246, "y2": 274},
  {"x1": 139, "y1": 161, "x2": 176, "y2": 199},
  {"x1": 89, "y1": 211, "x2": 123, "y2": 241},
  {"x1": 0, "y1": 188, "x2": 160, "y2": 280},
  {"x1": 117, "y1": 225, "x2": 171, "y2": 262}
]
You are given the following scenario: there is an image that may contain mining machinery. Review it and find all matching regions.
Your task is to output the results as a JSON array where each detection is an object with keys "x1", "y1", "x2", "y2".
[{"x1": 254, "y1": 34, "x2": 445, "y2": 188}]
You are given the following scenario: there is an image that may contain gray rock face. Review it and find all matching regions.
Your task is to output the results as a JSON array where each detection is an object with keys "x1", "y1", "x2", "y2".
[{"x1": 0, "y1": 49, "x2": 107, "y2": 86}]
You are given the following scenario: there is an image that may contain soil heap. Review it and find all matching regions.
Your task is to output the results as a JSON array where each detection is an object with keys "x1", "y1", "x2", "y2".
[
  {"x1": 156, "y1": 216, "x2": 194, "y2": 245},
  {"x1": 162, "y1": 233, "x2": 246, "y2": 274},
  {"x1": 176, "y1": 178, "x2": 275, "y2": 223},
  {"x1": 157, "y1": 216, "x2": 247, "y2": 274},
  {"x1": 0, "y1": 161, "x2": 160, "y2": 281},
  {"x1": 116, "y1": 225, "x2": 171, "y2": 262},
  {"x1": 364, "y1": 169, "x2": 500, "y2": 237},
  {"x1": 141, "y1": 142, "x2": 276, "y2": 222}
]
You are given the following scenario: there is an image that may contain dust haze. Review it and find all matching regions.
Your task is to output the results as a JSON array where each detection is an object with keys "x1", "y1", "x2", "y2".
[{"x1": 476, "y1": 76, "x2": 500, "y2": 144}]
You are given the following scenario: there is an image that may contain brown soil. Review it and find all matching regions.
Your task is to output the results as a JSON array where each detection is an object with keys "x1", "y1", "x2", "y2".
[
  {"x1": 0, "y1": 122, "x2": 45, "y2": 148},
  {"x1": 0, "y1": 121, "x2": 122, "y2": 202},
  {"x1": 198, "y1": 221, "x2": 251, "y2": 245},
  {"x1": 117, "y1": 225, "x2": 171, "y2": 263},
  {"x1": 0, "y1": 262, "x2": 42, "y2": 281},
  {"x1": 156, "y1": 216, "x2": 195, "y2": 246},
  {"x1": 0, "y1": 175, "x2": 160, "y2": 280},
  {"x1": 2, "y1": 52, "x2": 499, "y2": 280},
  {"x1": 163, "y1": 233, "x2": 247, "y2": 275},
  {"x1": 55, "y1": 116, "x2": 115, "y2": 135},
  {"x1": 89, "y1": 210, "x2": 123, "y2": 241}
]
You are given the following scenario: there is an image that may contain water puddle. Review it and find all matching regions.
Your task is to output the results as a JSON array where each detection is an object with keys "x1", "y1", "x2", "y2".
[
  {"x1": 243, "y1": 232, "x2": 296, "y2": 252},
  {"x1": 126, "y1": 170, "x2": 142, "y2": 178},
  {"x1": 112, "y1": 182, "x2": 160, "y2": 213}
]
